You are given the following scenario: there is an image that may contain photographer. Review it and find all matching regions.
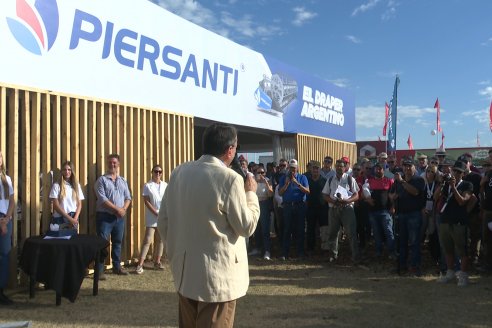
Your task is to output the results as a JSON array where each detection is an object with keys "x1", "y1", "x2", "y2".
[
  {"x1": 479, "y1": 159, "x2": 492, "y2": 272},
  {"x1": 278, "y1": 159, "x2": 310, "y2": 259},
  {"x1": 434, "y1": 161, "x2": 473, "y2": 287},
  {"x1": 389, "y1": 159, "x2": 425, "y2": 276}
]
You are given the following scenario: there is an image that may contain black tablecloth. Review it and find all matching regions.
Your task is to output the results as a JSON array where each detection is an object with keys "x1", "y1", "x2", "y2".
[{"x1": 20, "y1": 235, "x2": 109, "y2": 303}]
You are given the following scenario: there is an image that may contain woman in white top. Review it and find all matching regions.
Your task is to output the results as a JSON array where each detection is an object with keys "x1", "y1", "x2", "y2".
[
  {"x1": 0, "y1": 151, "x2": 15, "y2": 305},
  {"x1": 136, "y1": 165, "x2": 167, "y2": 274},
  {"x1": 49, "y1": 161, "x2": 84, "y2": 230}
]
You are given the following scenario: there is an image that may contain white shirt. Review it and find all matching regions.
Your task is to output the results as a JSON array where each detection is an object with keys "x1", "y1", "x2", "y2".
[
  {"x1": 256, "y1": 177, "x2": 270, "y2": 200},
  {"x1": 142, "y1": 180, "x2": 167, "y2": 227},
  {"x1": 322, "y1": 173, "x2": 359, "y2": 208},
  {"x1": 49, "y1": 181, "x2": 85, "y2": 217},
  {"x1": 0, "y1": 175, "x2": 14, "y2": 215}
]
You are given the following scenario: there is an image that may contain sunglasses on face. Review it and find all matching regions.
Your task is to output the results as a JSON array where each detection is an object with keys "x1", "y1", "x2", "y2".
[
  {"x1": 153, "y1": 170, "x2": 162, "y2": 174},
  {"x1": 257, "y1": 171, "x2": 265, "y2": 174},
  {"x1": 431, "y1": 162, "x2": 438, "y2": 165}
]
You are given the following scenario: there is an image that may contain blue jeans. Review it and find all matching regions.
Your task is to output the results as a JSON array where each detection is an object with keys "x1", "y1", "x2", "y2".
[
  {"x1": 369, "y1": 210, "x2": 395, "y2": 256},
  {"x1": 96, "y1": 212, "x2": 125, "y2": 271},
  {"x1": 254, "y1": 200, "x2": 271, "y2": 253},
  {"x1": 0, "y1": 217, "x2": 12, "y2": 289},
  {"x1": 398, "y1": 211, "x2": 422, "y2": 269},
  {"x1": 282, "y1": 202, "x2": 306, "y2": 257}
]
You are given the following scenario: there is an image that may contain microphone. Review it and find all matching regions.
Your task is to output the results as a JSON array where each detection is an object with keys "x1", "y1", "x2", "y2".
[{"x1": 230, "y1": 152, "x2": 247, "y2": 180}]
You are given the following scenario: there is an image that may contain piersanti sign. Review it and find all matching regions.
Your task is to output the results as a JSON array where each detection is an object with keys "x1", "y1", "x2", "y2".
[{"x1": 0, "y1": 0, "x2": 355, "y2": 142}]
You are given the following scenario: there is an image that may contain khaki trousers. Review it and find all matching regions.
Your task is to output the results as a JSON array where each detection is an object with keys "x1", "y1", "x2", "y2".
[{"x1": 178, "y1": 293, "x2": 236, "y2": 328}]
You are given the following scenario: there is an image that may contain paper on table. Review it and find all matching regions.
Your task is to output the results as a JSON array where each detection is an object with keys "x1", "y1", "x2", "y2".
[{"x1": 43, "y1": 235, "x2": 72, "y2": 240}]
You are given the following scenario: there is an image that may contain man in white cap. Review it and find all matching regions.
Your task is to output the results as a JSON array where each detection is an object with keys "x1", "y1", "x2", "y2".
[
  {"x1": 278, "y1": 159, "x2": 310, "y2": 259},
  {"x1": 416, "y1": 154, "x2": 428, "y2": 176}
]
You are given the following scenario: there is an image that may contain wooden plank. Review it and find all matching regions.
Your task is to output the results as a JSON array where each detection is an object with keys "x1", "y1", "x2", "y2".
[
  {"x1": 7, "y1": 88, "x2": 19, "y2": 288},
  {"x1": 52, "y1": 95, "x2": 61, "y2": 172},
  {"x1": 126, "y1": 106, "x2": 134, "y2": 259},
  {"x1": 132, "y1": 107, "x2": 141, "y2": 262},
  {"x1": 30, "y1": 92, "x2": 41, "y2": 236},
  {"x1": 60, "y1": 96, "x2": 70, "y2": 163},
  {"x1": 70, "y1": 98, "x2": 80, "y2": 167},
  {"x1": 40, "y1": 93, "x2": 52, "y2": 234},
  {"x1": 79, "y1": 99, "x2": 88, "y2": 234},
  {"x1": 96, "y1": 102, "x2": 105, "y2": 178},
  {"x1": 0, "y1": 87, "x2": 6, "y2": 152},
  {"x1": 20, "y1": 90, "x2": 31, "y2": 239},
  {"x1": 87, "y1": 100, "x2": 97, "y2": 234}
]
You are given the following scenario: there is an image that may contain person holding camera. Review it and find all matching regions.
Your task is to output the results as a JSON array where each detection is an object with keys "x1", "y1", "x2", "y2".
[
  {"x1": 390, "y1": 159, "x2": 425, "y2": 276},
  {"x1": 278, "y1": 159, "x2": 310, "y2": 260},
  {"x1": 322, "y1": 159, "x2": 360, "y2": 263},
  {"x1": 480, "y1": 159, "x2": 492, "y2": 272},
  {"x1": 434, "y1": 161, "x2": 473, "y2": 286}
]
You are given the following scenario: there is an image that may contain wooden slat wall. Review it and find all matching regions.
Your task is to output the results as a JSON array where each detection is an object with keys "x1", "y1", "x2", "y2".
[
  {"x1": 0, "y1": 84, "x2": 194, "y2": 287},
  {"x1": 296, "y1": 133, "x2": 357, "y2": 171}
]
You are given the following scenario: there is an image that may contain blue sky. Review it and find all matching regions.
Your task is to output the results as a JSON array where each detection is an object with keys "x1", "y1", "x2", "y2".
[{"x1": 152, "y1": 0, "x2": 492, "y2": 149}]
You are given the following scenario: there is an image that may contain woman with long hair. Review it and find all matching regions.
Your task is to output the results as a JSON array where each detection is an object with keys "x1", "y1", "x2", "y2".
[
  {"x1": 49, "y1": 161, "x2": 84, "y2": 230},
  {"x1": 135, "y1": 165, "x2": 167, "y2": 274},
  {"x1": 0, "y1": 151, "x2": 15, "y2": 305}
]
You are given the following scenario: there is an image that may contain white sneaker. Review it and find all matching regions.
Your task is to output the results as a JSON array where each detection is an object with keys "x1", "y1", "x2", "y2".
[
  {"x1": 263, "y1": 251, "x2": 271, "y2": 260},
  {"x1": 457, "y1": 272, "x2": 469, "y2": 287},
  {"x1": 437, "y1": 270, "x2": 455, "y2": 283},
  {"x1": 135, "y1": 265, "x2": 144, "y2": 274}
]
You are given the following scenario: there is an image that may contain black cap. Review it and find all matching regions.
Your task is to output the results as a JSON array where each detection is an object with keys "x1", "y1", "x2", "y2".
[
  {"x1": 402, "y1": 159, "x2": 414, "y2": 166},
  {"x1": 452, "y1": 160, "x2": 466, "y2": 172}
]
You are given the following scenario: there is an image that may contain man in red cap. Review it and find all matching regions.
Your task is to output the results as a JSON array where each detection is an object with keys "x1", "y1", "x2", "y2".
[{"x1": 341, "y1": 156, "x2": 352, "y2": 175}]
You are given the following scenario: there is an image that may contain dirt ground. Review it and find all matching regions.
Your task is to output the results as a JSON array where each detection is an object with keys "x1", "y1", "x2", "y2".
[{"x1": 0, "y1": 244, "x2": 491, "y2": 328}]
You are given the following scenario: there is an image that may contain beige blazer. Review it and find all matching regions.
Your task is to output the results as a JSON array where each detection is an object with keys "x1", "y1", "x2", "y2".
[{"x1": 158, "y1": 155, "x2": 260, "y2": 302}]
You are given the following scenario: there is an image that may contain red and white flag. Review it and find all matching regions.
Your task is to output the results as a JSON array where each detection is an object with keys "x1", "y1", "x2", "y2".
[
  {"x1": 407, "y1": 134, "x2": 413, "y2": 150},
  {"x1": 434, "y1": 98, "x2": 441, "y2": 132},
  {"x1": 383, "y1": 102, "x2": 389, "y2": 136},
  {"x1": 489, "y1": 100, "x2": 492, "y2": 132}
]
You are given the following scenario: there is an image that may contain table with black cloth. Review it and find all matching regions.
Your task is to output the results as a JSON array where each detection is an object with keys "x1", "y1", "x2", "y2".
[{"x1": 20, "y1": 234, "x2": 109, "y2": 305}]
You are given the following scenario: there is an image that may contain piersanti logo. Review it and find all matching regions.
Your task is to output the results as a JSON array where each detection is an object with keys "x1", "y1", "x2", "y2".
[
  {"x1": 300, "y1": 85, "x2": 344, "y2": 126},
  {"x1": 6, "y1": 0, "x2": 59, "y2": 55}
]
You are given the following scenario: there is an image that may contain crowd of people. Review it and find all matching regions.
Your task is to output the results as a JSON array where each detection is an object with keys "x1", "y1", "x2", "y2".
[
  {"x1": 1, "y1": 137, "x2": 492, "y2": 322},
  {"x1": 243, "y1": 149, "x2": 492, "y2": 287}
]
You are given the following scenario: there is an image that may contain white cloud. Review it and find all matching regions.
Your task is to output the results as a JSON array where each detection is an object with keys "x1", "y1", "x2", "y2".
[
  {"x1": 463, "y1": 109, "x2": 489, "y2": 124},
  {"x1": 292, "y1": 7, "x2": 317, "y2": 26},
  {"x1": 356, "y1": 104, "x2": 437, "y2": 130},
  {"x1": 452, "y1": 120, "x2": 464, "y2": 126},
  {"x1": 381, "y1": 0, "x2": 398, "y2": 20},
  {"x1": 329, "y1": 78, "x2": 350, "y2": 88},
  {"x1": 479, "y1": 86, "x2": 492, "y2": 98},
  {"x1": 356, "y1": 105, "x2": 385, "y2": 128},
  {"x1": 351, "y1": 0, "x2": 381, "y2": 17},
  {"x1": 481, "y1": 37, "x2": 492, "y2": 46},
  {"x1": 154, "y1": 0, "x2": 217, "y2": 30},
  {"x1": 478, "y1": 80, "x2": 491, "y2": 86},
  {"x1": 346, "y1": 35, "x2": 362, "y2": 44},
  {"x1": 152, "y1": 0, "x2": 282, "y2": 42}
]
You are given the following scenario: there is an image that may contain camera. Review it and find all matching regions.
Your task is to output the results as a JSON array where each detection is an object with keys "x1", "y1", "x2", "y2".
[{"x1": 442, "y1": 173, "x2": 452, "y2": 183}]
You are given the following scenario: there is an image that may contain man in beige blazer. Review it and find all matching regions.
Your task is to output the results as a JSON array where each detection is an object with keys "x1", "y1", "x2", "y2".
[{"x1": 158, "y1": 123, "x2": 260, "y2": 327}]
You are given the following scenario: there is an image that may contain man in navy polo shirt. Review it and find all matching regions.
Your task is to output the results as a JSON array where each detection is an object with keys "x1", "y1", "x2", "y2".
[{"x1": 278, "y1": 159, "x2": 310, "y2": 259}]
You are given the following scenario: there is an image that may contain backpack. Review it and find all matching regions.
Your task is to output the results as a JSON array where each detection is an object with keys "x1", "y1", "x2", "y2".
[{"x1": 328, "y1": 175, "x2": 354, "y2": 194}]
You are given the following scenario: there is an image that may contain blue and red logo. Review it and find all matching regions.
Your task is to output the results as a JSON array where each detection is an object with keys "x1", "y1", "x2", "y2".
[{"x1": 6, "y1": 0, "x2": 59, "y2": 55}]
